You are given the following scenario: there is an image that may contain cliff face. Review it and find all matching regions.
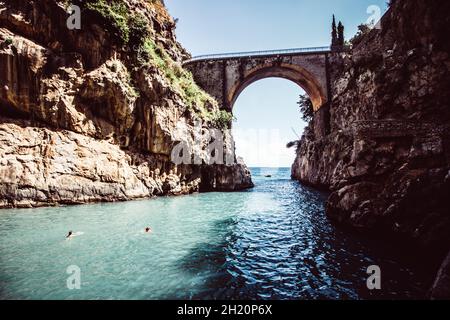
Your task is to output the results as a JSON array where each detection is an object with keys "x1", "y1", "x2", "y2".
[
  {"x1": 293, "y1": 0, "x2": 450, "y2": 256},
  {"x1": 0, "y1": 0, "x2": 253, "y2": 208}
]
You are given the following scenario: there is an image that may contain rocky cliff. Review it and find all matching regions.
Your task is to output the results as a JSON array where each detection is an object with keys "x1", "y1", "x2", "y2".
[
  {"x1": 0, "y1": 0, "x2": 253, "y2": 208},
  {"x1": 292, "y1": 0, "x2": 450, "y2": 296}
]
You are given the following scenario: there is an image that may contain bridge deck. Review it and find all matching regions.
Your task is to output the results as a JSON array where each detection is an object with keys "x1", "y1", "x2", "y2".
[{"x1": 184, "y1": 46, "x2": 331, "y2": 63}]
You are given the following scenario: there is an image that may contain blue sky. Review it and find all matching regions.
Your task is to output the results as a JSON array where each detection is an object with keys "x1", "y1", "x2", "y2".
[{"x1": 165, "y1": 0, "x2": 388, "y2": 167}]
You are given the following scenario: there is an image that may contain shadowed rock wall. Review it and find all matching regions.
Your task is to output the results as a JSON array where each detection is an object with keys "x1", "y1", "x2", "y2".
[{"x1": 292, "y1": 0, "x2": 450, "y2": 296}]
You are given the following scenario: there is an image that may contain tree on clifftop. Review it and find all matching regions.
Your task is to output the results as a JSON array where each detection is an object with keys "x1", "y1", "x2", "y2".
[
  {"x1": 337, "y1": 21, "x2": 345, "y2": 46},
  {"x1": 331, "y1": 15, "x2": 338, "y2": 47},
  {"x1": 297, "y1": 94, "x2": 314, "y2": 123},
  {"x1": 349, "y1": 24, "x2": 371, "y2": 47}
]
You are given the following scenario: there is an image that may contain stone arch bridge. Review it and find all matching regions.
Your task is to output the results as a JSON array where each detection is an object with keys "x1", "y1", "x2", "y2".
[{"x1": 184, "y1": 46, "x2": 332, "y2": 113}]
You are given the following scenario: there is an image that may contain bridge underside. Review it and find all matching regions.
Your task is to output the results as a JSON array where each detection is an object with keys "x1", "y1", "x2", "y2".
[{"x1": 185, "y1": 51, "x2": 330, "y2": 113}]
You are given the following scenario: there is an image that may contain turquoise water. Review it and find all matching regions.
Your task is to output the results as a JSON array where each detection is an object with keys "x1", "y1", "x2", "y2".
[{"x1": 0, "y1": 168, "x2": 428, "y2": 300}]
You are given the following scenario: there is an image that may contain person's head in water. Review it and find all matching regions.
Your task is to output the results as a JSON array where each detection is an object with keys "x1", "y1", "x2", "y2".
[
  {"x1": 67, "y1": 231, "x2": 73, "y2": 238},
  {"x1": 145, "y1": 227, "x2": 151, "y2": 233}
]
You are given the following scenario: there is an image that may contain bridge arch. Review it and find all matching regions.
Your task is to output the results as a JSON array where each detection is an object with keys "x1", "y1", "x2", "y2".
[
  {"x1": 184, "y1": 47, "x2": 330, "y2": 113},
  {"x1": 228, "y1": 63, "x2": 326, "y2": 112}
]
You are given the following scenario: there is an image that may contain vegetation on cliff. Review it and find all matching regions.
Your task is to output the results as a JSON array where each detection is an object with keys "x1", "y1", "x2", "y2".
[
  {"x1": 297, "y1": 94, "x2": 314, "y2": 123},
  {"x1": 0, "y1": 0, "x2": 252, "y2": 209},
  {"x1": 137, "y1": 38, "x2": 233, "y2": 128},
  {"x1": 84, "y1": 0, "x2": 133, "y2": 43},
  {"x1": 349, "y1": 24, "x2": 372, "y2": 47},
  {"x1": 73, "y1": 0, "x2": 233, "y2": 129}
]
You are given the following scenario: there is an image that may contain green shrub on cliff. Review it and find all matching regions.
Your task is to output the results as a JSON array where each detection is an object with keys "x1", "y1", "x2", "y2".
[
  {"x1": 85, "y1": 0, "x2": 130, "y2": 42},
  {"x1": 83, "y1": 0, "x2": 149, "y2": 44},
  {"x1": 129, "y1": 13, "x2": 150, "y2": 45},
  {"x1": 3, "y1": 37, "x2": 13, "y2": 46},
  {"x1": 297, "y1": 94, "x2": 314, "y2": 123},
  {"x1": 209, "y1": 110, "x2": 235, "y2": 130},
  {"x1": 349, "y1": 24, "x2": 371, "y2": 47},
  {"x1": 82, "y1": 0, "x2": 232, "y2": 129},
  {"x1": 139, "y1": 38, "x2": 232, "y2": 129}
]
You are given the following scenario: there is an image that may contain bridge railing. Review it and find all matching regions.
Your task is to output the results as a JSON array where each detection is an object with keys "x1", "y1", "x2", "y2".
[{"x1": 184, "y1": 46, "x2": 331, "y2": 63}]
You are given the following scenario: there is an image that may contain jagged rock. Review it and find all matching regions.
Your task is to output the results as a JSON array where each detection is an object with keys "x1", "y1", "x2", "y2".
[
  {"x1": 292, "y1": 0, "x2": 450, "y2": 294},
  {"x1": 293, "y1": 0, "x2": 450, "y2": 245},
  {"x1": 0, "y1": 120, "x2": 145, "y2": 207},
  {"x1": 200, "y1": 158, "x2": 254, "y2": 192},
  {"x1": 0, "y1": 0, "x2": 253, "y2": 208}
]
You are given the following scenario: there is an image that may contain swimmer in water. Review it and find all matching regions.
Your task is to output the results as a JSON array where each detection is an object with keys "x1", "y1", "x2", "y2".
[
  {"x1": 66, "y1": 231, "x2": 73, "y2": 239},
  {"x1": 145, "y1": 227, "x2": 152, "y2": 233}
]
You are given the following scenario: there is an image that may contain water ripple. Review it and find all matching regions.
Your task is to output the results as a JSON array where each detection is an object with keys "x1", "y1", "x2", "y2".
[{"x1": 0, "y1": 168, "x2": 430, "y2": 300}]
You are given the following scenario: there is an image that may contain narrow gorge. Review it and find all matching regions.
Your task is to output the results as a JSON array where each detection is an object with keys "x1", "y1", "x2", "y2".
[{"x1": 0, "y1": 0, "x2": 449, "y2": 301}]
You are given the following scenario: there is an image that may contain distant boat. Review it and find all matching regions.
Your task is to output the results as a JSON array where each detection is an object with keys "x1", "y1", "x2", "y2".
[{"x1": 264, "y1": 175, "x2": 272, "y2": 178}]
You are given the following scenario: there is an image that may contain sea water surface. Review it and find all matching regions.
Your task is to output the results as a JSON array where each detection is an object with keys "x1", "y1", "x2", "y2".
[{"x1": 0, "y1": 168, "x2": 429, "y2": 300}]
